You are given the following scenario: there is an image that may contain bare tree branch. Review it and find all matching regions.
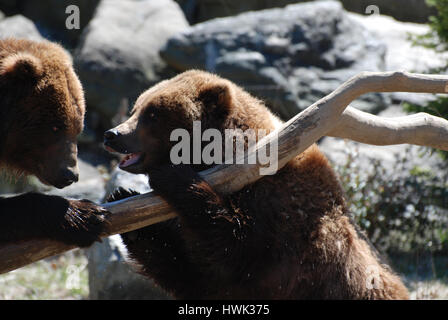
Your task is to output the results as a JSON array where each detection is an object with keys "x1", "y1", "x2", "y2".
[
  {"x1": 1, "y1": 71, "x2": 448, "y2": 274},
  {"x1": 328, "y1": 106, "x2": 448, "y2": 150},
  {"x1": 203, "y1": 71, "x2": 448, "y2": 194}
]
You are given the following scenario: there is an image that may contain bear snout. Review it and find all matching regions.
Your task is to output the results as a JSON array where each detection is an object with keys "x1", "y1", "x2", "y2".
[
  {"x1": 51, "y1": 167, "x2": 79, "y2": 189},
  {"x1": 104, "y1": 128, "x2": 121, "y2": 141},
  {"x1": 60, "y1": 168, "x2": 79, "y2": 184}
]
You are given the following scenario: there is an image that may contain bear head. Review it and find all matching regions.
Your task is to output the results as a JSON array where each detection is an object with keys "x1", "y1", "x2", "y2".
[
  {"x1": 0, "y1": 39, "x2": 85, "y2": 189},
  {"x1": 104, "y1": 70, "x2": 278, "y2": 174}
]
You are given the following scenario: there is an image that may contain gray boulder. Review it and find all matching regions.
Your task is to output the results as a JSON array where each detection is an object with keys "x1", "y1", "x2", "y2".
[
  {"x1": 174, "y1": 0, "x2": 309, "y2": 24},
  {"x1": 162, "y1": 1, "x2": 388, "y2": 119},
  {"x1": 339, "y1": 0, "x2": 433, "y2": 23},
  {"x1": 349, "y1": 12, "x2": 448, "y2": 109},
  {"x1": 0, "y1": 14, "x2": 43, "y2": 41},
  {"x1": 0, "y1": 0, "x2": 100, "y2": 48},
  {"x1": 174, "y1": 0, "x2": 433, "y2": 24},
  {"x1": 75, "y1": 0, "x2": 189, "y2": 125},
  {"x1": 22, "y1": 0, "x2": 100, "y2": 49},
  {"x1": 87, "y1": 234, "x2": 170, "y2": 300}
]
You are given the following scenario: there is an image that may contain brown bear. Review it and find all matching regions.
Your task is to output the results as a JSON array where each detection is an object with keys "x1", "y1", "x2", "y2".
[
  {"x1": 104, "y1": 70, "x2": 410, "y2": 299},
  {"x1": 0, "y1": 38, "x2": 107, "y2": 247}
]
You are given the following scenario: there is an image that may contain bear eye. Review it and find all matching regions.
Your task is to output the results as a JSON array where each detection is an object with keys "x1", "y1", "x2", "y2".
[
  {"x1": 145, "y1": 109, "x2": 158, "y2": 122},
  {"x1": 52, "y1": 126, "x2": 61, "y2": 133}
]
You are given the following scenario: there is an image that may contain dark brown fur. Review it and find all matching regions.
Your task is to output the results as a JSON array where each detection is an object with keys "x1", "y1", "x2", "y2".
[
  {"x1": 0, "y1": 39, "x2": 107, "y2": 247},
  {"x1": 105, "y1": 70, "x2": 409, "y2": 299}
]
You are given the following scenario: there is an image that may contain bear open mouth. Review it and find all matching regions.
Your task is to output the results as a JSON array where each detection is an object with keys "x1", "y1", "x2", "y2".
[
  {"x1": 104, "y1": 144, "x2": 145, "y2": 171},
  {"x1": 119, "y1": 152, "x2": 144, "y2": 169}
]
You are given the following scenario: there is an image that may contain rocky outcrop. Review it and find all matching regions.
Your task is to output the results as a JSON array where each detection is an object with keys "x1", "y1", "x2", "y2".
[
  {"x1": 87, "y1": 234, "x2": 170, "y2": 300},
  {"x1": 163, "y1": 1, "x2": 388, "y2": 119},
  {"x1": 174, "y1": 0, "x2": 433, "y2": 25},
  {"x1": 175, "y1": 0, "x2": 308, "y2": 24},
  {"x1": 75, "y1": 0, "x2": 189, "y2": 126},
  {"x1": 340, "y1": 0, "x2": 433, "y2": 23},
  {"x1": 0, "y1": 0, "x2": 100, "y2": 48},
  {"x1": 349, "y1": 13, "x2": 448, "y2": 107},
  {"x1": 0, "y1": 14, "x2": 43, "y2": 41}
]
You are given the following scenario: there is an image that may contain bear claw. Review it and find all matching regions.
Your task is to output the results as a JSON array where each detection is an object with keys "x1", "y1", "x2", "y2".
[{"x1": 54, "y1": 199, "x2": 110, "y2": 247}]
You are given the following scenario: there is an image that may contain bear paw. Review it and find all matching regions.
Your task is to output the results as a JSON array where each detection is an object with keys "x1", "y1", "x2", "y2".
[
  {"x1": 57, "y1": 199, "x2": 109, "y2": 247},
  {"x1": 106, "y1": 187, "x2": 140, "y2": 202}
]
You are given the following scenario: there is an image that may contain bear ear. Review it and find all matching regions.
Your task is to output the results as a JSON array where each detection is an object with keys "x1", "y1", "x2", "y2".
[
  {"x1": 199, "y1": 82, "x2": 233, "y2": 111},
  {"x1": 0, "y1": 52, "x2": 43, "y2": 81}
]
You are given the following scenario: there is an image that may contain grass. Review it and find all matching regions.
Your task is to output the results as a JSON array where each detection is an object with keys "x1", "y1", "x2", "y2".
[
  {"x1": 0, "y1": 250, "x2": 447, "y2": 299},
  {"x1": 0, "y1": 249, "x2": 89, "y2": 300}
]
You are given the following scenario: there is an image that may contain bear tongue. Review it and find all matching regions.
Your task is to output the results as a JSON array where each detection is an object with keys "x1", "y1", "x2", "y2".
[{"x1": 119, "y1": 152, "x2": 142, "y2": 168}]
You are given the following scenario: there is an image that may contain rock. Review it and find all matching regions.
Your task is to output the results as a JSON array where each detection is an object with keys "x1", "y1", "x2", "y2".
[
  {"x1": 0, "y1": 0, "x2": 100, "y2": 48},
  {"x1": 174, "y1": 0, "x2": 433, "y2": 24},
  {"x1": 339, "y1": 0, "x2": 433, "y2": 24},
  {"x1": 0, "y1": 0, "x2": 16, "y2": 14},
  {"x1": 349, "y1": 12, "x2": 448, "y2": 107},
  {"x1": 23, "y1": 0, "x2": 100, "y2": 49},
  {"x1": 162, "y1": 1, "x2": 388, "y2": 120},
  {"x1": 75, "y1": 0, "x2": 189, "y2": 126},
  {"x1": 87, "y1": 234, "x2": 170, "y2": 300},
  {"x1": 174, "y1": 0, "x2": 307, "y2": 24},
  {"x1": 87, "y1": 167, "x2": 171, "y2": 300},
  {"x1": 0, "y1": 14, "x2": 43, "y2": 41},
  {"x1": 349, "y1": 13, "x2": 447, "y2": 74}
]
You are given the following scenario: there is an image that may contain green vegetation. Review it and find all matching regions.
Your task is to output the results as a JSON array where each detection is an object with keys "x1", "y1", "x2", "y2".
[
  {"x1": 0, "y1": 250, "x2": 88, "y2": 300},
  {"x1": 406, "y1": 0, "x2": 448, "y2": 159},
  {"x1": 415, "y1": 0, "x2": 448, "y2": 50},
  {"x1": 334, "y1": 147, "x2": 448, "y2": 255}
]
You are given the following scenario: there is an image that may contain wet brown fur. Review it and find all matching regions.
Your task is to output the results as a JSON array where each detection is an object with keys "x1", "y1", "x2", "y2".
[
  {"x1": 0, "y1": 38, "x2": 85, "y2": 181},
  {"x1": 0, "y1": 39, "x2": 107, "y2": 248},
  {"x1": 108, "y1": 70, "x2": 409, "y2": 299}
]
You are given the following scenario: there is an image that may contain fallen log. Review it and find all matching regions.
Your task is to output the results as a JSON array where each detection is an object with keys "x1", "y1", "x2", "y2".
[{"x1": 1, "y1": 71, "x2": 448, "y2": 274}]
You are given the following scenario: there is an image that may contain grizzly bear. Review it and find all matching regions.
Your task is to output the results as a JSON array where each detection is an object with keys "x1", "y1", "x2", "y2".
[
  {"x1": 0, "y1": 38, "x2": 107, "y2": 247},
  {"x1": 104, "y1": 70, "x2": 409, "y2": 299}
]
